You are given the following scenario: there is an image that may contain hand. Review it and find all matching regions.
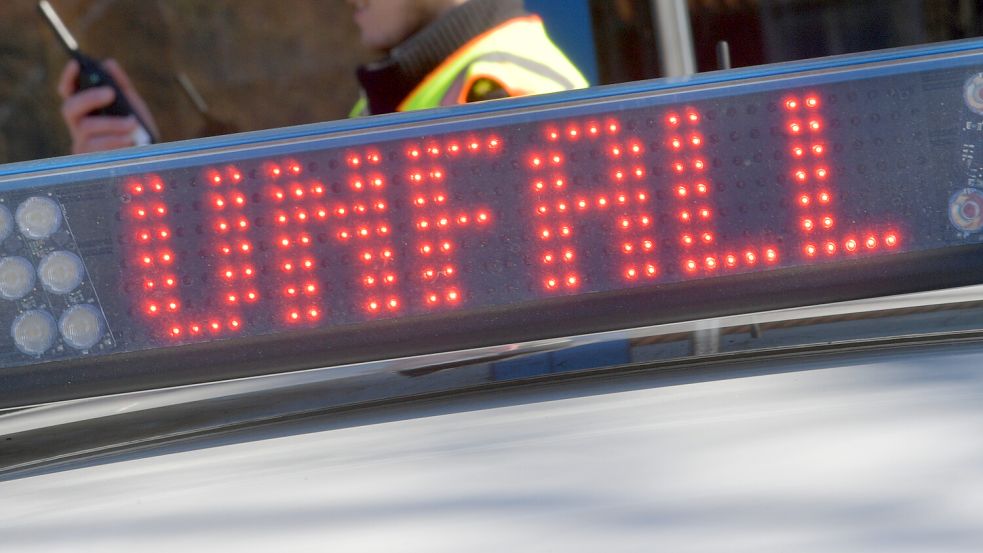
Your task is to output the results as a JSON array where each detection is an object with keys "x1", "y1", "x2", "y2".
[{"x1": 57, "y1": 59, "x2": 159, "y2": 154}]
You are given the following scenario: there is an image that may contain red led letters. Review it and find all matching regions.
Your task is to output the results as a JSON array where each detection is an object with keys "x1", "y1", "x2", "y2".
[
  {"x1": 531, "y1": 110, "x2": 779, "y2": 292},
  {"x1": 405, "y1": 137, "x2": 494, "y2": 307},
  {"x1": 340, "y1": 150, "x2": 400, "y2": 315},
  {"x1": 123, "y1": 91, "x2": 904, "y2": 341},
  {"x1": 783, "y1": 94, "x2": 900, "y2": 259},
  {"x1": 535, "y1": 119, "x2": 657, "y2": 291},
  {"x1": 266, "y1": 161, "x2": 324, "y2": 324},
  {"x1": 124, "y1": 174, "x2": 185, "y2": 337}
]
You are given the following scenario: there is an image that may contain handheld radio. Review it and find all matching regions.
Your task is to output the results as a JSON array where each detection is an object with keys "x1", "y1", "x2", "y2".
[{"x1": 38, "y1": 0, "x2": 155, "y2": 146}]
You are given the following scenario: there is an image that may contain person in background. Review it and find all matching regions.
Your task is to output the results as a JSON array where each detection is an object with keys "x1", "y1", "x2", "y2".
[{"x1": 58, "y1": 0, "x2": 587, "y2": 154}]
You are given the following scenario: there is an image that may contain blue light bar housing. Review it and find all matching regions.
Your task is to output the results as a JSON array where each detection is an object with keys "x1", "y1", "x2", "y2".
[{"x1": 1, "y1": 39, "x2": 983, "y2": 407}]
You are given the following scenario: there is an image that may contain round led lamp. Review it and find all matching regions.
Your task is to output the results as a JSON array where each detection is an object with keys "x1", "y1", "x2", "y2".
[
  {"x1": 59, "y1": 304, "x2": 105, "y2": 350},
  {"x1": 38, "y1": 250, "x2": 85, "y2": 295},
  {"x1": 16, "y1": 196, "x2": 62, "y2": 240},
  {"x1": 0, "y1": 256, "x2": 36, "y2": 300},
  {"x1": 12, "y1": 309, "x2": 57, "y2": 356},
  {"x1": 949, "y1": 188, "x2": 983, "y2": 233},
  {"x1": 964, "y1": 73, "x2": 983, "y2": 116},
  {"x1": 0, "y1": 204, "x2": 14, "y2": 243}
]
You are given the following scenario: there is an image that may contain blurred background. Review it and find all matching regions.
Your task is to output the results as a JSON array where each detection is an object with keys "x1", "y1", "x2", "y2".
[{"x1": 0, "y1": 0, "x2": 980, "y2": 164}]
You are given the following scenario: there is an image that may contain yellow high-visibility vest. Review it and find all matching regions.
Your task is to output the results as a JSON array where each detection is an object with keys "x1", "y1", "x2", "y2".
[{"x1": 352, "y1": 15, "x2": 588, "y2": 117}]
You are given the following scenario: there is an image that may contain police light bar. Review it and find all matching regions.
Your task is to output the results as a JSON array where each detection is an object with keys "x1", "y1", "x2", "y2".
[{"x1": 3, "y1": 40, "x2": 983, "y2": 407}]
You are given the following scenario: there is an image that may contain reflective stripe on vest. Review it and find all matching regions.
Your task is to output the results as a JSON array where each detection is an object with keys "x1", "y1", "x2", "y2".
[
  {"x1": 440, "y1": 50, "x2": 582, "y2": 106},
  {"x1": 351, "y1": 15, "x2": 587, "y2": 117}
]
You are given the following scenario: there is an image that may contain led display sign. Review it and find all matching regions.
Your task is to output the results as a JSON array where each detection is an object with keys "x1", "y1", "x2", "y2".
[
  {"x1": 120, "y1": 94, "x2": 900, "y2": 342},
  {"x1": 2, "y1": 41, "x2": 983, "y2": 405}
]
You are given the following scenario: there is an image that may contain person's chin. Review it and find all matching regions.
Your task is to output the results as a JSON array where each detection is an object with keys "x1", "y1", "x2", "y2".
[{"x1": 361, "y1": 33, "x2": 398, "y2": 51}]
